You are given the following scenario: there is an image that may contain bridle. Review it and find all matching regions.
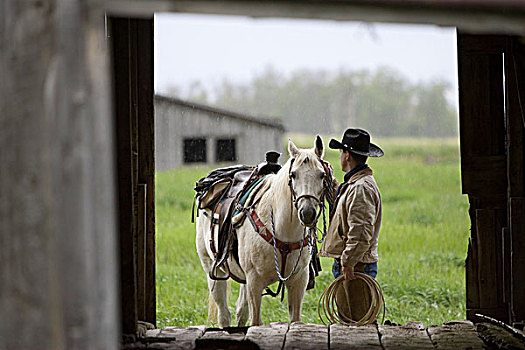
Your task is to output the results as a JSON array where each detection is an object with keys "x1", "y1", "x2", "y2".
[{"x1": 287, "y1": 157, "x2": 333, "y2": 227}]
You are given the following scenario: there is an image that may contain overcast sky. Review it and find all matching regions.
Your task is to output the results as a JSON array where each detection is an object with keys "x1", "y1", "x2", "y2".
[{"x1": 155, "y1": 13, "x2": 458, "y2": 99}]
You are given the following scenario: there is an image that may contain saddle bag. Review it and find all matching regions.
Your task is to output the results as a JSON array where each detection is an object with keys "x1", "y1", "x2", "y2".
[{"x1": 197, "y1": 178, "x2": 231, "y2": 210}]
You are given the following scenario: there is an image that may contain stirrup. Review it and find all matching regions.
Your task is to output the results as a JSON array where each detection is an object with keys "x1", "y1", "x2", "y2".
[{"x1": 208, "y1": 259, "x2": 230, "y2": 281}]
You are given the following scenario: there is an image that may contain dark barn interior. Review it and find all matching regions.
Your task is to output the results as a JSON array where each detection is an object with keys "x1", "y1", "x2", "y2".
[{"x1": 2, "y1": 1, "x2": 525, "y2": 349}]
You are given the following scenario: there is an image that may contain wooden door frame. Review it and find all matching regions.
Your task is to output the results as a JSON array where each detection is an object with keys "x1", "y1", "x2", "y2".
[
  {"x1": 105, "y1": 1, "x2": 525, "y2": 336},
  {"x1": 109, "y1": 16, "x2": 156, "y2": 336}
]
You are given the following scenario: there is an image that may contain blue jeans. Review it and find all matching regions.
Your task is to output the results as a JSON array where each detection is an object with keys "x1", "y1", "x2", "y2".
[{"x1": 332, "y1": 259, "x2": 377, "y2": 279}]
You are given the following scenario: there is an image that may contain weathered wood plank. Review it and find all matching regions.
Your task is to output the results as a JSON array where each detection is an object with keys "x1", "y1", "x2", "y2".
[
  {"x1": 1, "y1": 1, "x2": 119, "y2": 349},
  {"x1": 379, "y1": 323, "x2": 434, "y2": 349},
  {"x1": 330, "y1": 324, "x2": 382, "y2": 350},
  {"x1": 460, "y1": 156, "x2": 507, "y2": 197},
  {"x1": 245, "y1": 322, "x2": 289, "y2": 350},
  {"x1": 513, "y1": 38, "x2": 525, "y2": 128},
  {"x1": 502, "y1": 227, "x2": 511, "y2": 304},
  {"x1": 506, "y1": 37, "x2": 525, "y2": 324},
  {"x1": 129, "y1": 16, "x2": 141, "y2": 326},
  {"x1": 199, "y1": 327, "x2": 247, "y2": 341},
  {"x1": 458, "y1": 34, "x2": 506, "y2": 199},
  {"x1": 152, "y1": 326, "x2": 205, "y2": 350},
  {"x1": 466, "y1": 237, "x2": 480, "y2": 309},
  {"x1": 111, "y1": 16, "x2": 156, "y2": 333},
  {"x1": 427, "y1": 320, "x2": 487, "y2": 350},
  {"x1": 137, "y1": 183, "x2": 147, "y2": 320},
  {"x1": 135, "y1": 17, "x2": 157, "y2": 326},
  {"x1": 475, "y1": 209, "x2": 500, "y2": 310},
  {"x1": 510, "y1": 198, "x2": 525, "y2": 322},
  {"x1": 105, "y1": 0, "x2": 525, "y2": 37},
  {"x1": 283, "y1": 323, "x2": 328, "y2": 350},
  {"x1": 1, "y1": 3, "x2": 61, "y2": 348},
  {"x1": 196, "y1": 327, "x2": 259, "y2": 349},
  {"x1": 505, "y1": 38, "x2": 525, "y2": 199},
  {"x1": 111, "y1": 16, "x2": 138, "y2": 337},
  {"x1": 457, "y1": 34, "x2": 507, "y2": 54},
  {"x1": 477, "y1": 322, "x2": 525, "y2": 350}
]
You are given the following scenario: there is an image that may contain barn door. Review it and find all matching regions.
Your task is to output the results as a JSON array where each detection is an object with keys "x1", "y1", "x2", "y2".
[
  {"x1": 458, "y1": 33, "x2": 525, "y2": 326},
  {"x1": 110, "y1": 17, "x2": 156, "y2": 337}
]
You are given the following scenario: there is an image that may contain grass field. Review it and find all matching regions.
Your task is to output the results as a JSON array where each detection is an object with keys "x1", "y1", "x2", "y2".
[{"x1": 155, "y1": 137, "x2": 469, "y2": 329}]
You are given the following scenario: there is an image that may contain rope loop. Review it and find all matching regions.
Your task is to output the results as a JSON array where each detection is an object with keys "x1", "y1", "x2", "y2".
[{"x1": 318, "y1": 273, "x2": 385, "y2": 326}]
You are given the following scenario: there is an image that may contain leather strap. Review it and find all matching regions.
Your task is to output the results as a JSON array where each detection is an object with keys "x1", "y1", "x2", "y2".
[
  {"x1": 249, "y1": 210, "x2": 309, "y2": 251},
  {"x1": 249, "y1": 209, "x2": 308, "y2": 279}
]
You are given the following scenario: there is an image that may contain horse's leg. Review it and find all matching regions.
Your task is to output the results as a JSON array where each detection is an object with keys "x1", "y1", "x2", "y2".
[
  {"x1": 235, "y1": 283, "x2": 249, "y2": 326},
  {"x1": 206, "y1": 275, "x2": 231, "y2": 327},
  {"x1": 196, "y1": 222, "x2": 231, "y2": 328},
  {"x1": 245, "y1": 274, "x2": 264, "y2": 326},
  {"x1": 198, "y1": 254, "x2": 231, "y2": 327},
  {"x1": 285, "y1": 268, "x2": 309, "y2": 323}
]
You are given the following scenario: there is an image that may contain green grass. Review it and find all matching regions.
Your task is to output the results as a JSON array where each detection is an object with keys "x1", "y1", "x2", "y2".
[{"x1": 155, "y1": 137, "x2": 469, "y2": 328}]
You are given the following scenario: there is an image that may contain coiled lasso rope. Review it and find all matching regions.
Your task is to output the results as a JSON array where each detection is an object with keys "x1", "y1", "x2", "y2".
[{"x1": 318, "y1": 272, "x2": 385, "y2": 326}]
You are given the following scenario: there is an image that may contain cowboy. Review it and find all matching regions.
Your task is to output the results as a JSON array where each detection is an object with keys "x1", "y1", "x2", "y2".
[{"x1": 320, "y1": 128, "x2": 383, "y2": 281}]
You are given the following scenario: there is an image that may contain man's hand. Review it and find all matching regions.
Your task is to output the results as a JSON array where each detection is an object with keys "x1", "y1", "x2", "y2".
[{"x1": 342, "y1": 266, "x2": 356, "y2": 280}]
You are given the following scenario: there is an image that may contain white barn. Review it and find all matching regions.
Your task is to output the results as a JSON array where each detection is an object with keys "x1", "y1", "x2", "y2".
[{"x1": 155, "y1": 95, "x2": 286, "y2": 170}]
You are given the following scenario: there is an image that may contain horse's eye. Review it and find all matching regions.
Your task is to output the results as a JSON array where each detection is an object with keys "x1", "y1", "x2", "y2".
[
  {"x1": 290, "y1": 171, "x2": 296, "y2": 179},
  {"x1": 320, "y1": 172, "x2": 325, "y2": 179}
]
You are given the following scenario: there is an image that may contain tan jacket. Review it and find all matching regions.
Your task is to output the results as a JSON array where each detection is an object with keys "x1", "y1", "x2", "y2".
[{"x1": 320, "y1": 168, "x2": 382, "y2": 268}]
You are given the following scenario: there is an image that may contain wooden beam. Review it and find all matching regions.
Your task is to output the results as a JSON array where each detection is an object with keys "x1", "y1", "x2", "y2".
[
  {"x1": 458, "y1": 33, "x2": 510, "y2": 323},
  {"x1": 111, "y1": 16, "x2": 138, "y2": 337},
  {"x1": 103, "y1": 0, "x2": 525, "y2": 35},
  {"x1": 1, "y1": 1, "x2": 118, "y2": 348},
  {"x1": 135, "y1": 18, "x2": 156, "y2": 326}
]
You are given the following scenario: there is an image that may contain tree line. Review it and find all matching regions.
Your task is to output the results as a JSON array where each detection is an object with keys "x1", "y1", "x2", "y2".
[{"x1": 168, "y1": 66, "x2": 458, "y2": 137}]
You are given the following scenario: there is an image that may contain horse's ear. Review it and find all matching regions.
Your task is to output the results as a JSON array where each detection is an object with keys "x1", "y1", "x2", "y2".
[
  {"x1": 288, "y1": 139, "x2": 300, "y2": 158},
  {"x1": 314, "y1": 135, "x2": 324, "y2": 158}
]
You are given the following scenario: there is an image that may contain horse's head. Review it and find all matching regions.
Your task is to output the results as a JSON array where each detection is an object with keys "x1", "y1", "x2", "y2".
[{"x1": 288, "y1": 135, "x2": 327, "y2": 227}]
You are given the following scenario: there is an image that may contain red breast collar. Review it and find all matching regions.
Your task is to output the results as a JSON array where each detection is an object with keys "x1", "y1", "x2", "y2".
[{"x1": 249, "y1": 209, "x2": 308, "y2": 252}]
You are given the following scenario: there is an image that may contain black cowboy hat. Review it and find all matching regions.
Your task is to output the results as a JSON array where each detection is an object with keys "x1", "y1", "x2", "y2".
[{"x1": 329, "y1": 128, "x2": 384, "y2": 157}]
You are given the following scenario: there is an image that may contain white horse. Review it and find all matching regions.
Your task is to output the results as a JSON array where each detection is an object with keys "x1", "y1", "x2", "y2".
[{"x1": 196, "y1": 136, "x2": 328, "y2": 327}]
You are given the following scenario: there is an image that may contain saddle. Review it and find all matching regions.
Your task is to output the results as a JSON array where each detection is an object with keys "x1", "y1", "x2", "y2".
[{"x1": 194, "y1": 151, "x2": 282, "y2": 283}]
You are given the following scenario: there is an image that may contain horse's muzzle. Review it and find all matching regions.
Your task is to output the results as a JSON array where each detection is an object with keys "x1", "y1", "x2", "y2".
[{"x1": 299, "y1": 206, "x2": 317, "y2": 226}]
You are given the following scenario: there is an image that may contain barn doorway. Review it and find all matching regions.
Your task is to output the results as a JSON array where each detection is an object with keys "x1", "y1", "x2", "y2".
[{"x1": 153, "y1": 14, "x2": 468, "y2": 328}]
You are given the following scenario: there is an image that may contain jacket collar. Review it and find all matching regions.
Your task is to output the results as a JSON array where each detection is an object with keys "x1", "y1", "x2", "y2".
[
  {"x1": 334, "y1": 166, "x2": 374, "y2": 202},
  {"x1": 343, "y1": 164, "x2": 368, "y2": 183},
  {"x1": 346, "y1": 167, "x2": 373, "y2": 184}
]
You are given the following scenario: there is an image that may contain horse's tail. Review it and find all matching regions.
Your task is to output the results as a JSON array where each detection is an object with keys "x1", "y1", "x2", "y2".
[{"x1": 206, "y1": 279, "x2": 231, "y2": 326}]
